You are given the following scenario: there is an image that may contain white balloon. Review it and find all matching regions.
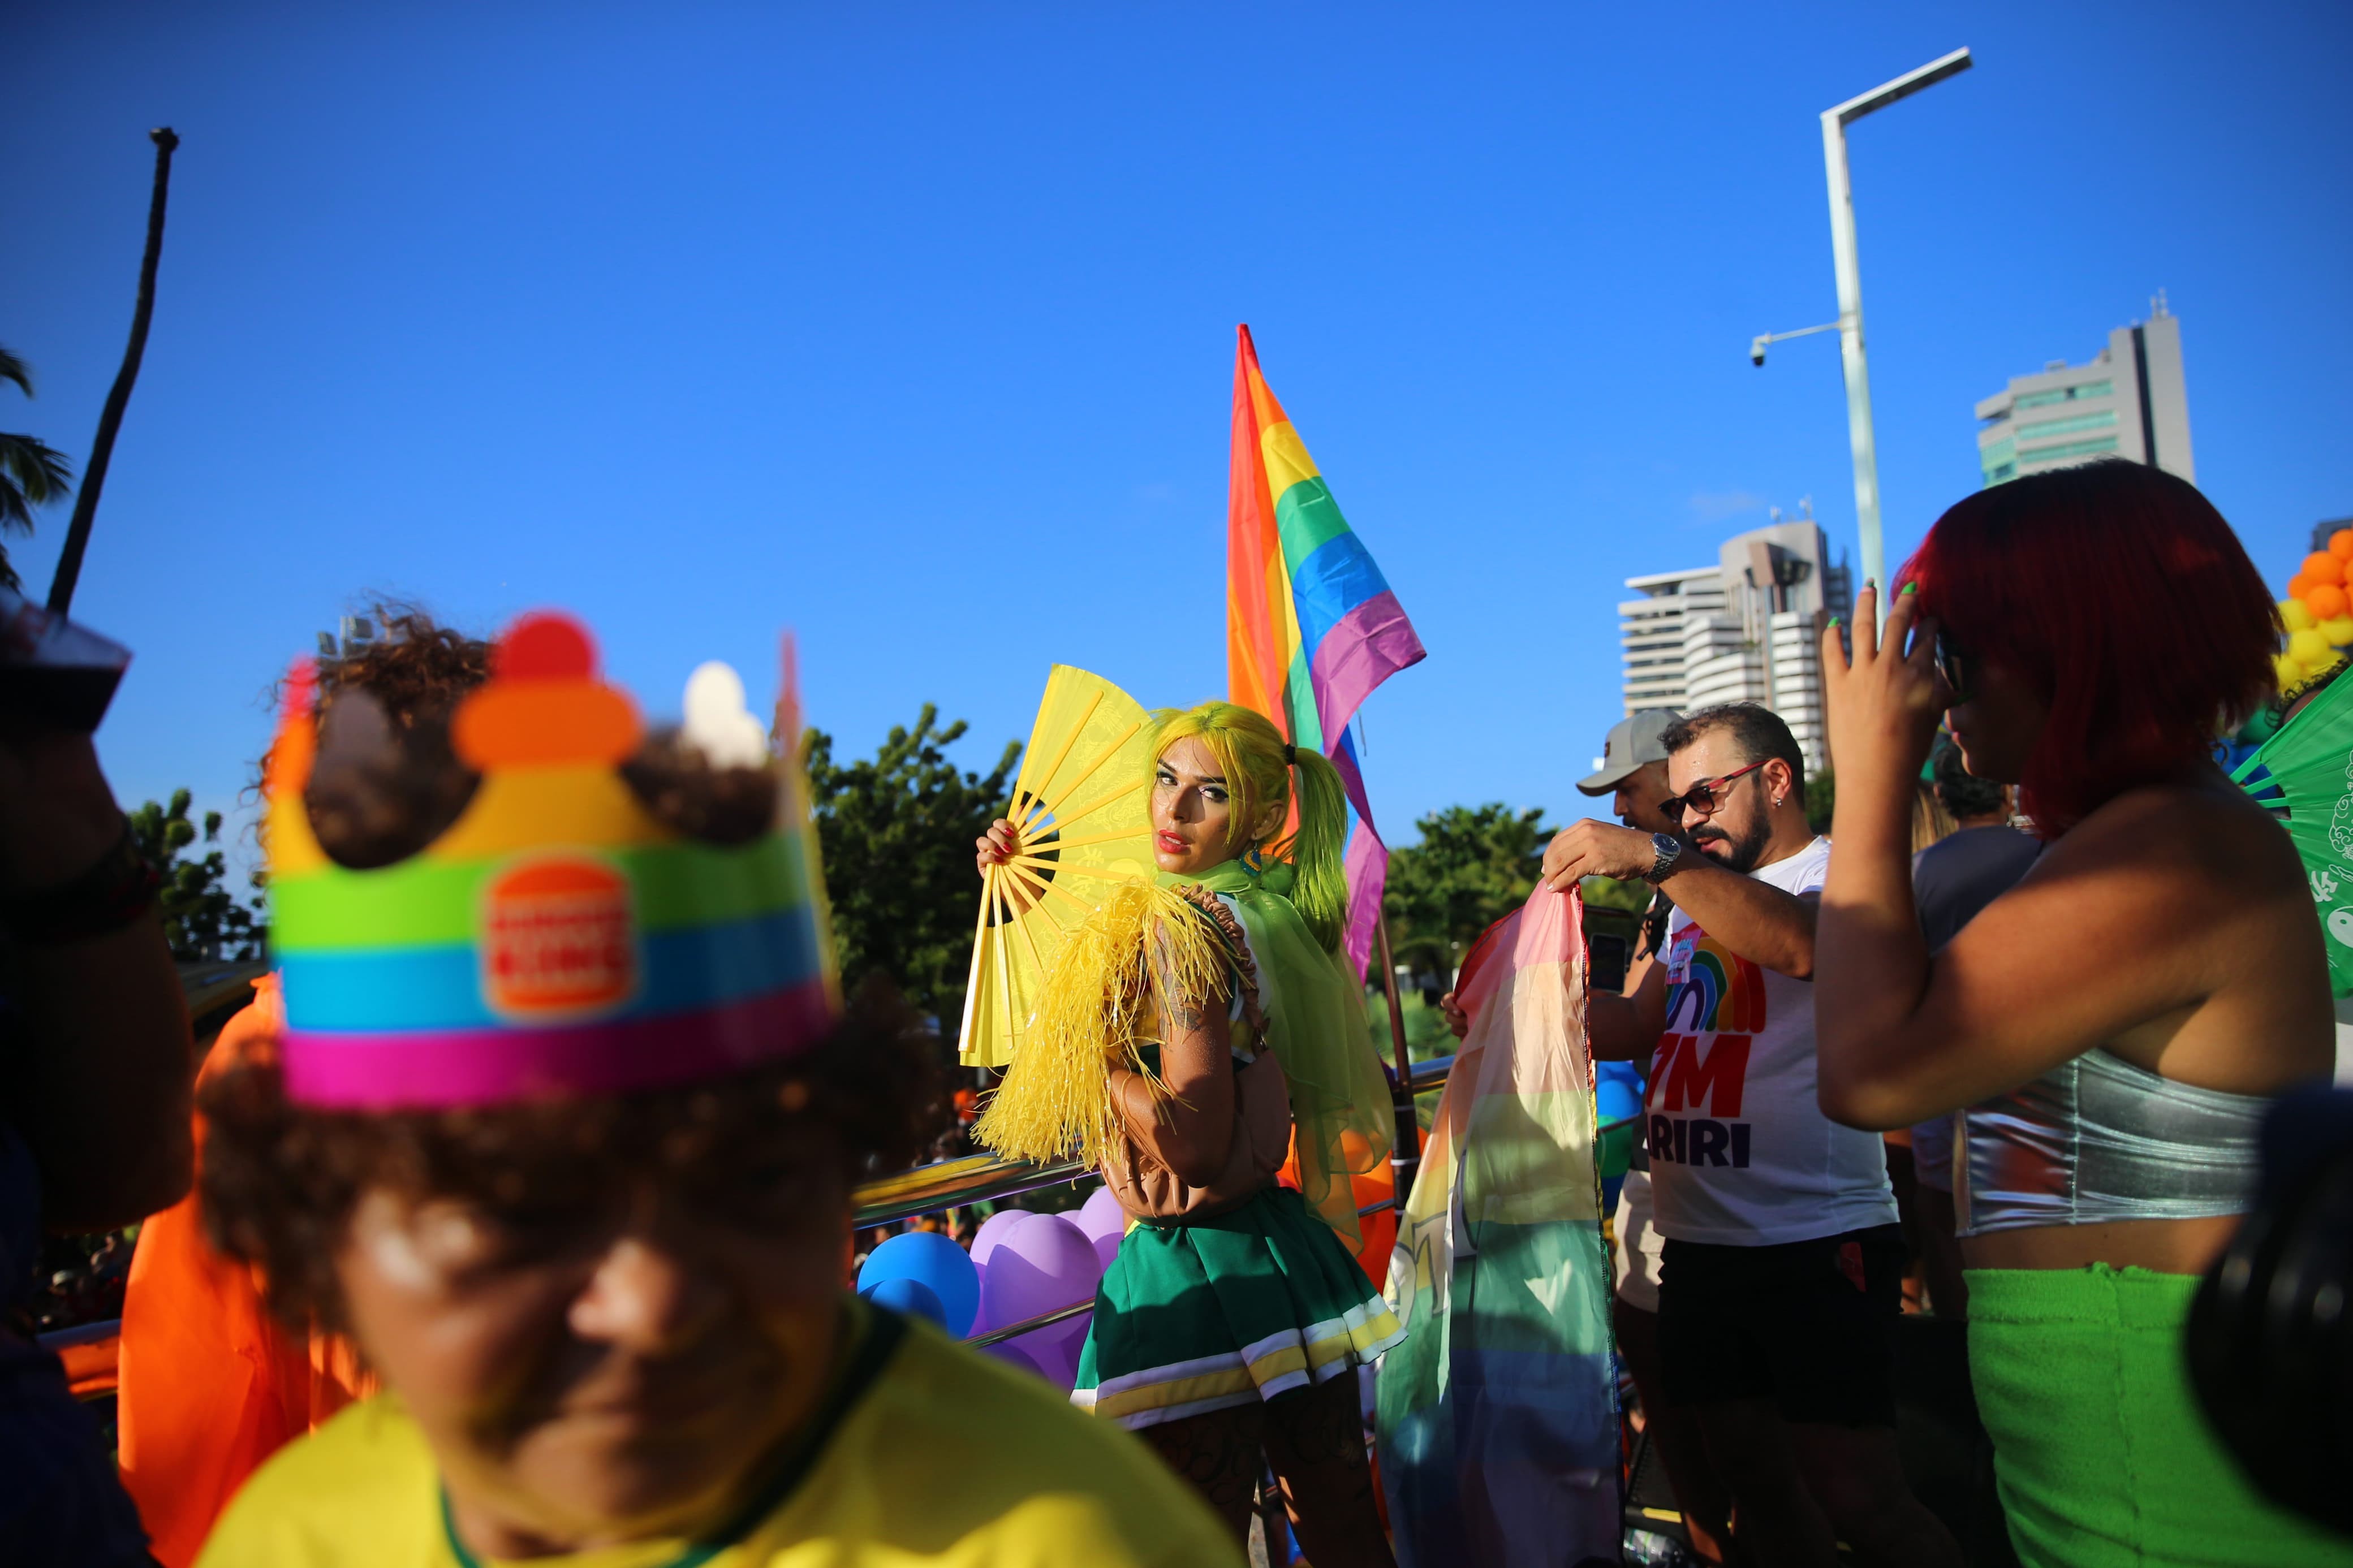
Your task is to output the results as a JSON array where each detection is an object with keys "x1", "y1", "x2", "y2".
[{"x1": 680, "y1": 660, "x2": 768, "y2": 768}]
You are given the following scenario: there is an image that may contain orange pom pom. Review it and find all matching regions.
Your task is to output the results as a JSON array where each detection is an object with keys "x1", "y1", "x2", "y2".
[
  {"x1": 2304, "y1": 552, "x2": 2345, "y2": 586},
  {"x1": 2307, "y1": 583, "x2": 2348, "y2": 621},
  {"x1": 2291, "y1": 574, "x2": 2316, "y2": 601},
  {"x1": 2333, "y1": 530, "x2": 2353, "y2": 561}
]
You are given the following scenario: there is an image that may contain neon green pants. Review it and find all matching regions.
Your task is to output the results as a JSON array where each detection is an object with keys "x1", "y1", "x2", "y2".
[{"x1": 1966, "y1": 1265, "x2": 2349, "y2": 1567}]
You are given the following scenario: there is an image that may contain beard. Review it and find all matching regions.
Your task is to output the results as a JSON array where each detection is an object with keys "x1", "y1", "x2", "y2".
[{"x1": 1692, "y1": 810, "x2": 1772, "y2": 875}]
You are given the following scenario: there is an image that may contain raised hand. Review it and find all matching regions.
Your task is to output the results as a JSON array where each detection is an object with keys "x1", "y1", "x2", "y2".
[
  {"x1": 1540, "y1": 819, "x2": 1659, "y2": 890},
  {"x1": 1820, "y1": 582, "x2": 1947, "y2": 811},
  {"x1": 973, "y1": 817, "x2": 1019, "y2": 875}
]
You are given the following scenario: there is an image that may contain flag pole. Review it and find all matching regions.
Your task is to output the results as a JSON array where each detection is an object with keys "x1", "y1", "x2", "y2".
[{"x1": 1373, "y1": 912, "x2": 1420, "y2": 1212}]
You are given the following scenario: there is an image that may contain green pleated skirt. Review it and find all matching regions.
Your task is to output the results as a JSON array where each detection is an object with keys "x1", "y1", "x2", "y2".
[{"x1": 1072, "y1": 1183, "x2": 1407, "y2": 1431}]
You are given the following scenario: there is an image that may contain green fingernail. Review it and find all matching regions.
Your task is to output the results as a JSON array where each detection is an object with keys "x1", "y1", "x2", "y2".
[
  {"x1": 1901, "y1": 581, "x2": 1918, "y2": 595},
  {"x1": 1828, "y1": 615, "x2": 1843, "y2": 627}
]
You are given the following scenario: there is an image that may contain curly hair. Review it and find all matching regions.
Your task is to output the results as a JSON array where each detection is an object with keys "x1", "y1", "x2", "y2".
[
  {"x1": 199, "y1": 980, "x2": 943, "y2": 1333},
  {"x1": 254, "y1": 603, "x2": 494, "y2": 866},
  {"x1": 1932, "y1": 742, "x2": 2007, "y2": 822}
]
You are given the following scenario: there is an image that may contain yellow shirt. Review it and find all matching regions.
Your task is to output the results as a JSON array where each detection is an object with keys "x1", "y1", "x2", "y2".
[{"x1": 196, "y1": 1309, "x2": 1240, "y2": 1568}]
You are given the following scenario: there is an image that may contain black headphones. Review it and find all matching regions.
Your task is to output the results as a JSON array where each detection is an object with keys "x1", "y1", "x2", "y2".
[{"x1": 2185, "y1": 1085, "x2": 2353, "y2": 1538}]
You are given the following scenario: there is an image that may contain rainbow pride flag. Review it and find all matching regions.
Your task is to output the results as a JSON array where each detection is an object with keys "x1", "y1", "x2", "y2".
[
  {"x1": 1376, "y1": 882, "x2": 1621, "y2": 1565},
  {"x1": 1226, "y1": 325, "x2": 1425, "y2": 975}
]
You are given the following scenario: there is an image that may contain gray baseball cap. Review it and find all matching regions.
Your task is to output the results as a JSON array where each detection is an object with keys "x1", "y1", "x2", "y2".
[{"x1": 1578, "y1": 709, "x2": 1682, "y2": 796}]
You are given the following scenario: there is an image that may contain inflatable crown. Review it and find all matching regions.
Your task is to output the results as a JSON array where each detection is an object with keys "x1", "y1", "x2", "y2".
[{"x1": 266, "y1": 610, "x2": 837, "y2": 1109}]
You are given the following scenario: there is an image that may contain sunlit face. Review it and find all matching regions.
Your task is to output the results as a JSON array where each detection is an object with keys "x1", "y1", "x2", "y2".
[
  {"x1": 1612, "y1": 759, "x2": 1680, "y2": 837},
  {"x1": 1665, "y1": 729, "x2": 1783, "y2": 874},
  {"x1": 1945, "y1": 655, "x2": 2048, "y2": 788},
  {"x1": 1151, "y1": 736, "x2": 1279, "y2": 875},
  {"x1": 334, "y1": 1152, "x2": 850, "y2": 1555}
]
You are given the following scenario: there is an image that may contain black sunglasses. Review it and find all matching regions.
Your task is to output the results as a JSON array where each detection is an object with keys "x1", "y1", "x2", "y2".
[
  {"x1": 1659, "y1": 759, "x2": 1768, "y2": 827},
  {"x1": 1935, "y1": 629, "x2": 1974, "y2": 704}
]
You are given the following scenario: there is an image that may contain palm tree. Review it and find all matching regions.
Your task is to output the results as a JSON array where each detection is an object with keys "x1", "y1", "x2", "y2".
[{"x1": 0, "y1": 346, "x2": 75, "y2": 592}]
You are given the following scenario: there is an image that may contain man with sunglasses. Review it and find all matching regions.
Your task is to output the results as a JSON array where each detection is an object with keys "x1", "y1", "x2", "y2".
[{"x1": 1542, "y1": 703, "x2": 1958, "y2": 1568}]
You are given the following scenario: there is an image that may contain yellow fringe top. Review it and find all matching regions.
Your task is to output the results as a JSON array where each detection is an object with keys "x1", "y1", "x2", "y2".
[{"x1": 972, "y1": 882, "x2": 1234, "y2": 1169}]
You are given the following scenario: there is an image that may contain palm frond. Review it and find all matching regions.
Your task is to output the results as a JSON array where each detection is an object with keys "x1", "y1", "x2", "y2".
[
  {"x1": 0, "y1": 348, "x2": 30, "y2": 399},
  {"x1": 0, "y1": 433, "x2": 74, "y2": 531}
]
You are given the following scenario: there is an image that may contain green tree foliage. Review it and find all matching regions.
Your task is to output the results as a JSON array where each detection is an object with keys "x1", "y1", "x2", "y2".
[
  {"x1": 1807, "y1": 768, "x2": 1835, "y2": 837},
  {"x1": 0, "y1": 346, "x2": 76, "y2": 591},
  {"x1": 1382, "y1": 802, "x2": 1552, "y2": 979},
  {"x1": 803, "y1": 706, "x2": 1019, "y2": 1031},
  {"x1": 128, "y1": 789, "x2": 266, "y2": 961}
]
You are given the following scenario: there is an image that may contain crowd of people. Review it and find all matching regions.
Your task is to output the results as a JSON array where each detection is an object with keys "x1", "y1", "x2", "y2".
[{"x1": 0, "y1": 457, "x2": 2347, "y2": 1566}]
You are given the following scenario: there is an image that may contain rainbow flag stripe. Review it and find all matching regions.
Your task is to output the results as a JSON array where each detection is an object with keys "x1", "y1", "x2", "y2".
[{"x1": 1227, "y1": 324, "x2": 1425, "y2": 972}]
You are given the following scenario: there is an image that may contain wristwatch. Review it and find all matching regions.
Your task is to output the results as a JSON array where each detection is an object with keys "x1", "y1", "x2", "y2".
[{"x1": 1641, "y1": 832, "x2": 1684, "y2": 885}]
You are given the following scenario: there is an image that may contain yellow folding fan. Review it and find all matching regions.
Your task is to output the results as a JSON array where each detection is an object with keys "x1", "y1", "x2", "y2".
[{"x1": 956, "y1": 666, "x2": 1157, "y2": 1069}]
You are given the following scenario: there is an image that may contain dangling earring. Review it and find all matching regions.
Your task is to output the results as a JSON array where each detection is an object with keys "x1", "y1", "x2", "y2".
[{"x1": 1242, "y1": 844, "x2": 1264, "y2": 876}]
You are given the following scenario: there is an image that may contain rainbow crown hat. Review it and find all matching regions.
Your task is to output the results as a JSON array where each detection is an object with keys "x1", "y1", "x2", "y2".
[{"x1": 266, "y1": 610, "x2": 837, "y2": 1109}]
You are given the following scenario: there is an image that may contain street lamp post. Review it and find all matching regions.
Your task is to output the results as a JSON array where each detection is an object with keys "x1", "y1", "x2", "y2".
[{"x1": 1756, "y1": 47, "x2": 1972, "y2": 617}]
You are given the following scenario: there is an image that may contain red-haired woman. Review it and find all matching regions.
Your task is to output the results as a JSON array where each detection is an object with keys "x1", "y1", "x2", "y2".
[{"x1": 1813, "y1": 461, "x2": 2342, "y2": 1567}]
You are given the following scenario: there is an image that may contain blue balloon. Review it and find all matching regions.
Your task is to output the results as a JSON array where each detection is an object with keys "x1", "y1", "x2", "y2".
[
  {"x1": 1595, "y1": 1059, "x2": 1647, "y2": 1127},
  {"x1": 860, "y1": 1275, "x2": 948, "y2": 1330},
  {"x1": 857, "y1": 1232, "x2": 981, "y2": 1337},
  {"x1": 1596, "y1": 1077, "x2": 1647, "y2": 1126}
]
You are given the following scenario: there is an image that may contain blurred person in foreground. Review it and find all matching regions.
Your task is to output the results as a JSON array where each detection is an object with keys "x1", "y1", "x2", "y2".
[
  {"x1": 1815, "y1": 459, "x2": 2343, "y2": 1566},
  {"x1": 0, "y1": 664, "x2": 195, "y2": 1564},
  {"x1": 1544, "y1": 703, "x2": 1960, "y2": 1568},
  {"x1": 118, "y1": 608, "x2": 487, "y2": 1565},
  {"x1": 1901, "y1": 744, "x2": 2040, "y2": 1322},
  {"x1": 195, "y1": 610, "x2": 1238, "y2": 1568}
]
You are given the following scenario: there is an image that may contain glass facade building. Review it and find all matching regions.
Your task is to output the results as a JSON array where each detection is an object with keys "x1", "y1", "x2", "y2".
[{"x1": 1975, "y1": 300, "x2": 2193, "y2": 487}]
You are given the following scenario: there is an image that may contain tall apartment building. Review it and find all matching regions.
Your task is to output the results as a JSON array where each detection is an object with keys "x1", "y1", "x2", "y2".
[
  {"x1": 1615, "y1": 516, "x2": 1851, "y2": 774},
  {"x1": 1975, "y1": 297, "x2": 2193, "y2": 487}
]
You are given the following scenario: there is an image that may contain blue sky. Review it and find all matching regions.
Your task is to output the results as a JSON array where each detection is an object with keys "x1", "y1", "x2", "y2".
[{"x1": 10, "y1": 2, "x2": 2350, "y2": 872}]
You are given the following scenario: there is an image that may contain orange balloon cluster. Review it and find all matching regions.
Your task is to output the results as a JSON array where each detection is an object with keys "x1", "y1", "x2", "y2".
[{"x1": 2276, "y1": 531, "x2": 2353, "y2": 689}]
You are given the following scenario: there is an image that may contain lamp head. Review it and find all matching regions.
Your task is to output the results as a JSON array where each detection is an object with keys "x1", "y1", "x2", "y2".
[{"x1": 1750, "y1": 334, "x2": 1770, "y2": 368}]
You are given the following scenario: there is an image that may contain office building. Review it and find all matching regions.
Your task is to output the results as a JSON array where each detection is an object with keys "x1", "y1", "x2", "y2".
[
  {"x1": 1615, "y1": 513, "x2": 1851, "y2": 774},
  {"x1": 1975, "y1": 296, "x2": 2193, "y2": 487}
]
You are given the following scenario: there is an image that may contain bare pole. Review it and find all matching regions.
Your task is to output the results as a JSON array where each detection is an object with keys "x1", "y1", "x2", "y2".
[
  {"x1": 1374, "y1": 912, "x2": 1420, "y2": 1214},
  {"x1": 1817, "y1": 47, "x2": 1971, "y2": 622},
  {"x1": 48, "y1": 127, "x2": 180, "y2": 616}
]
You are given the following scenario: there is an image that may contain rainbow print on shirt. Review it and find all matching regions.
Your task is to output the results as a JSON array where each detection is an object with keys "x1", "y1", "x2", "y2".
[{"x1": 1649, "y1": 928, "x2": 1762, "y2": 1169}]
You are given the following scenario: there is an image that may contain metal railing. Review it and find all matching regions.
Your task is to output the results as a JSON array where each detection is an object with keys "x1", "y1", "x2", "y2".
[
  {"x1": 849, "y1": 1055, "x2": 1649, "y2": 1350},
  {"x1": 852, "y1": 1054, "x2": 1459, "y2": 1230}
]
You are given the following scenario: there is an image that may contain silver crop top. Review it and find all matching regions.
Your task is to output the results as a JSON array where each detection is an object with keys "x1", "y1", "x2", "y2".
[{"x1": 1954, "y1": 1047, "x2": 2269, "y2": 1237}]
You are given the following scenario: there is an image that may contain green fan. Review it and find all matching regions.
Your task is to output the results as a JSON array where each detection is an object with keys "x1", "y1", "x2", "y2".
[{"x1": 2232, "y1": 672, "x2": 2353, "y2": 997}]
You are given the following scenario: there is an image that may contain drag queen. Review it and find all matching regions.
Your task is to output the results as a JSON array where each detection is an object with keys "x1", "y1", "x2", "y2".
[{"x1": 976, "y1": 701, "x2": 1402, "y2": 1566}]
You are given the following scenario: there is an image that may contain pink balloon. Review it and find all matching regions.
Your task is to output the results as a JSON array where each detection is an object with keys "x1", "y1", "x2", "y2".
[{"x1": 977, "y1": 1213, "x2": 1102, "y2": 1339}]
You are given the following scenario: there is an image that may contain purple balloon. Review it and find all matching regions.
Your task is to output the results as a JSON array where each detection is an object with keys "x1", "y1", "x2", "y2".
[
  {"x1": 969, "y1": 1208, "x2": 1031, "y2": 1273},
  {"x1": 983, "y1": 1337, "x2": 1047, "y2": 1379},
  {"x1": 1001, "y1": 1311, "x2": 1089, "y2": 1393},
  {"x1": 1074, "y1": 1188, "x2": 1128, "y2": 1276},
  {"x1": 1074, "y1": 1185, "x2": 1126, "y2": 1244},
  {"x1": 977, "y1": 1213, "x2": 1102, "y2": 1338}
]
